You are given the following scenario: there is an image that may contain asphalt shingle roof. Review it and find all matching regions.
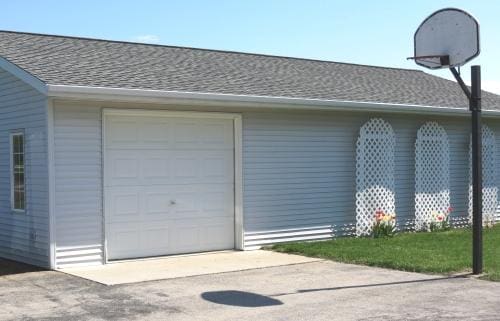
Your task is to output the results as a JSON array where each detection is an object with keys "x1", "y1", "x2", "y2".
[{"x1": 1, "y1": 30, "x2": 500, "y2": 110}]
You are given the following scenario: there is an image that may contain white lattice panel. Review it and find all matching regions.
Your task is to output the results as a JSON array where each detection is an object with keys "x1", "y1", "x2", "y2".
[
  {"x1": 414, "y1": 122, "x2": 450, "y2": 231},
  {"x1": 355, "y1": 118, "x2": 396, "y2": 236},
  {"x1": 468, "y1": 125, "x2": 497, "y2": 225}
]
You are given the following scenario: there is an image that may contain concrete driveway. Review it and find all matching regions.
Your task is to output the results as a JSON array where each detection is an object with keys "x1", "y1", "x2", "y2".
[
  {"x1": 1, "y1": 257, "x2": 500, "y2": 321},
  {"x1": 61, "y1": 250, "x2": 321, "y2": 285}
]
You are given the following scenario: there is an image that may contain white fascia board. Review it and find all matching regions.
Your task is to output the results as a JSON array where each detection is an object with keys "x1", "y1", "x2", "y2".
[
  {"x1": 47, "y1": 84, "x2": 500, "y2": 117},
  {"x1": 0, "y1": 57, "x2": 47, "y2": 95}
]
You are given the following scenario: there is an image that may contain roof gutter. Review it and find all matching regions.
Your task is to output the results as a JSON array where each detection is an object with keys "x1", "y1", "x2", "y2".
[{"x1": 47, "y1": 84, "x2": 500, "y2": 117}]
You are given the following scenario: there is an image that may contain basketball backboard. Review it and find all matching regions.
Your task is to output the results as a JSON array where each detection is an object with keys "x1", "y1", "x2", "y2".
[{"x1": 413, "y1": 8, "x2": 479, "y2": 69}]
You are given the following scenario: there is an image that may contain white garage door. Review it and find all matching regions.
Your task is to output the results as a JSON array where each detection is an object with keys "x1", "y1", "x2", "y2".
[{"x1": 104, "y1": 112, "x2": 235, "y2": 260}]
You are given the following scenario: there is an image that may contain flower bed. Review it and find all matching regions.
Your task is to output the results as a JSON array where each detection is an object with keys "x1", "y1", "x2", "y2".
[{"x1": 373, "y1": 210, "x2": 397, "y2": 238}]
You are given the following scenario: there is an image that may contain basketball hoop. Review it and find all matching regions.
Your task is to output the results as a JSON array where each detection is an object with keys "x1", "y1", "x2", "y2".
[
  {"x1": 407, "y1": 55, "x2": 449, "y2": 67},
  {"x1": 410, "y1": 8, "x2": 483, "y2": 275}
]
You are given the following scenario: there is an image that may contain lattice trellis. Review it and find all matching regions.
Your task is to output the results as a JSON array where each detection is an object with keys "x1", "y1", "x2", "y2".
[
  {"x1": 414, "y1": 122, "x2": 450, "y2": 231},
  {"x1": 468, "y1": 125, "x2": 497, "y2": 225},
  {"x1": 355, "y1": 118, "x2": 396, "y2": 236}
]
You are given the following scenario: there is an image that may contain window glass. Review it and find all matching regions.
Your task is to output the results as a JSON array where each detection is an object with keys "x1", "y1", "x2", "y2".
[{"x1": 11, "y1": 132, "x2": 25, "y2": 211}]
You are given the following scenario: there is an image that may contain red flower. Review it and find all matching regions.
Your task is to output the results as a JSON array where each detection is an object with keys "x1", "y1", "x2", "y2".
[{"x1": 447, "y1": 207, "x2": 453, "y2": 213}]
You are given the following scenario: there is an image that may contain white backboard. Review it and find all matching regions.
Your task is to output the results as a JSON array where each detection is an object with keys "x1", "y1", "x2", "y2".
[{"x1": 414, "y1": 8, "x2": 479, "y2": 69}]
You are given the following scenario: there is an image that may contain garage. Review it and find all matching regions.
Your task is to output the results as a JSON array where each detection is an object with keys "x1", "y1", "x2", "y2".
[{"x1": 104, "y1": 110, "x2": 237, "y2": 260}]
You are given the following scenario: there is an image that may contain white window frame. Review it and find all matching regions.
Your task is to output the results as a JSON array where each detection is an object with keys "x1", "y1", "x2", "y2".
[{"x1": 10, "y1": 130, "x2": 26, "y2": 213}]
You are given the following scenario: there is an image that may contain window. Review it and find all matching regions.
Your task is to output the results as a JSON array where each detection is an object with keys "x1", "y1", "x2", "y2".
[{"x1": 10, "y1": 131, "x2": 25, "y2": 212}]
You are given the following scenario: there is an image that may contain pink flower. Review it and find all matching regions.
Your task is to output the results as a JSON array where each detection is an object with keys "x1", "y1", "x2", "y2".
[{"x1": 375, "y1": 209, "x2": 385, "y2": 222}]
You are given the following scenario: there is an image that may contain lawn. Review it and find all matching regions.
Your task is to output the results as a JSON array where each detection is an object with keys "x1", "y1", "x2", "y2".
[{"x1": 270, "y1": 225, "x2": 500, "y2": 281}]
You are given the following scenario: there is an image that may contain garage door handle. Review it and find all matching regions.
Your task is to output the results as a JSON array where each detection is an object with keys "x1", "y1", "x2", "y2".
[{"x1": 170, "y1": 200, "x2": 176, "y2": 205}]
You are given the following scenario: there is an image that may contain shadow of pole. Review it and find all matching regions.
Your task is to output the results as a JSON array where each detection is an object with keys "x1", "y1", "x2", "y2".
[
  {"x1": 201, "y1": 275, "x2": 468, "y2": 307},
  {"x1": 271, "y1": 274, "x2": 469, "y2": 297}
]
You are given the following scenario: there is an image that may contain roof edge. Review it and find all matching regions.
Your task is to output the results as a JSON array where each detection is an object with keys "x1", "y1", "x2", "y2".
[
  {"x1": 47, "y1": 84, "x2": 500, "y2": 117},
  {"x1": 0, "y1": 56, "x2": 47, "y2": 94}
]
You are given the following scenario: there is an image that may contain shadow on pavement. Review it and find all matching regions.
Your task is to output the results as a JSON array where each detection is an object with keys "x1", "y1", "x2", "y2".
[
  {"x1": 201, "y1": 290, "x2": 283, "y2": 307},
  {"x1": 0, "y1": 258, "x2": 45, "y2": 276},
  {"x1": 200, "y1": 276, "x2": 468, "y2": 307},
  {"x1": 272, "y1": 274, "x2": 468, "y2": 297}
]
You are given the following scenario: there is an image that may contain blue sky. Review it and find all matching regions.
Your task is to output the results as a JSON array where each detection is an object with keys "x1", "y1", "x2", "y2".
[{"x1": 2, "y1": 1, "x2": 499, "y2": 93}]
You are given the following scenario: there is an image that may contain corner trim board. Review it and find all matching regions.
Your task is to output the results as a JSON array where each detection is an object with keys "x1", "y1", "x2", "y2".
[{"x1": 47, "y1": 99, "x2": 57, "y2": 269}]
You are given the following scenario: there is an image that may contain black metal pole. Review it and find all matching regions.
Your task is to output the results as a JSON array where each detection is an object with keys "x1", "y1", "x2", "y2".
[{"x1": 470, "y1": 65, "x2": 483, "y2": 275}]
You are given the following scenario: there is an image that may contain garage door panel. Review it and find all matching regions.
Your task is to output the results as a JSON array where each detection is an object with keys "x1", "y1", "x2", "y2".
[
  {"x1": 145, "y1": 192, "x2": 174, "y2": 216},
  {"x1": 106, "y1": 150, "x2": 171, "y2": 186},
  {"x1": 105, "y1": 113, "x2": 235, "y2": 260},
  {"x1": 141, "y1": 224, "x2": 171, "y2": 250},
  {"x1": 109, "y1": 226, "x2": 141, "y2": 257},
  {"x1": 106, "y1": 117, "x2": 234, "y2": 149},
  {"x1": 107, "y1": 186, "x2": 180, "y2": 221},
  {"x1": 172, "y1": 154, "x2": 200, "y2": 180},
  {"x1": 199, "y1": 122, "x2": 234, "y2": 146},
  {"x1": 170, "y1": 219, "x2": 234, "y2": 253},
  {"x1": 106, "y1": 150, "x2": 140, "y2": 186},
  {"x1": 107, "y1": 119, "x2": 139, "y2": 145},
  {"x1": 135, "y1": 150, "x2": 173, "y2": 185},
  {"x1": 111, "y1": 156, "x2": 139, "y2": 180},
  {"x1": 201, "y1": 190, "x2": 228, "y2": 212},
  {"x1": 173, "y1": 189, "x2": 200, "y2": 214},
  {"x1": 173, "y1": 120, "x2": 200, "y2": 146},
  {"x1": 143, "y1": 157, "x2": 170, "y2": 180},
  {"x1": 106, "y1": 151, "x2": 233, "y2": 186},
  {"x1": 140, "y1": 119, "x2": 171, "y2": 145},
  {"x1": 173, "y1": 225, "x2": 200, "y2": 250},
  {"x1": 201, "y1": 152, "x2": 234, "y2": 182},
  {"x1": 109, "y1": 223, "x2": 171, "y2": 259},
  {"x1": 107, "y1": 116, "x2": 171, "y2": 147},
  {"x1": 106, "y1": 185, "x2": 234, "y2": 220},
  {"x1": 200, "y1": 185, "x2": 234, "y2": 214},
  {"x1": 202, "y1": 223, "x2": 235, "y2": 247},
  {"x1": 105, "y1": 187, "x2": 141, "y2": 222}
]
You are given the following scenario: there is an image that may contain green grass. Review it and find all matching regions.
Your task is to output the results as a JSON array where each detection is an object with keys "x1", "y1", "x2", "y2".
[{"x1": 270, "y1": 225, "x2": 500, "y2": 281}]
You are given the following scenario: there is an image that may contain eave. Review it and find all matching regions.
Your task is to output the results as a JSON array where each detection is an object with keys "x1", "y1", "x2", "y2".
[{"x1": 47, "y1": 84, "x2": 500, "y2": 117}]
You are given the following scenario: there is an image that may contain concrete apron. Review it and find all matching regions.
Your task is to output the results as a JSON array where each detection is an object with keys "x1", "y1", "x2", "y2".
[{"x1": 60, "y1": 250, "x2": 321, "y2": 285}]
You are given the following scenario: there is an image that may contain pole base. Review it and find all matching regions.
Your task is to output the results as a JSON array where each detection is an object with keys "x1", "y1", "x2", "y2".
[{"x1": 464, "y1": 273, "x2": 486, "y2": 279}]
